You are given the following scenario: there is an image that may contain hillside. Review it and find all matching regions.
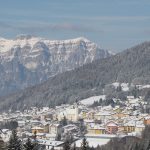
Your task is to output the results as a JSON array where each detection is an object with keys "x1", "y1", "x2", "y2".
[
  {"x1": 0, "y1": 35, "x2": 110, "y2": 96},
  {"x1": 0, "y1": 41, "x2": 150, "y2": 111}
]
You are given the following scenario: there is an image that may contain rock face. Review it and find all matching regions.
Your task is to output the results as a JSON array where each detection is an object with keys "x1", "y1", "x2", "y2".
[
  {"x1": 0, "y1": 35, "x2": 111, "y2": 96},
  {"x1": 1, "y1": 40, "x2": 150, "y2": 111}
]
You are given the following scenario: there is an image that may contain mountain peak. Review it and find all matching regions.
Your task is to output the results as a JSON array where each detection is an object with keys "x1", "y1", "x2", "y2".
[
  {"x1": 0, "y1": 35, "x2": 111, "y2": 96},
  {"x1": 1, "y1": 40, "x2": 150, "y2": 111},
  {"x1": 73, "y1": 37, "x2": 90, "y2": 42}
]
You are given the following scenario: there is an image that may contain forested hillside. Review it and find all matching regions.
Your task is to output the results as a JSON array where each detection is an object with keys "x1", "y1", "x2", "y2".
[{"x1": 0, "y1": 41, "x2": 150, "y2": 111}]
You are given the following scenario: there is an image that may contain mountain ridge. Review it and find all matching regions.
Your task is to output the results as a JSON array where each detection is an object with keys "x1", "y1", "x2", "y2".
[
  {"x1": 0, "y1": 35, "x2": 111, "y2": 96},
  {"x1": 1, "y1": 41, "x2": 150, "y2": 111}
]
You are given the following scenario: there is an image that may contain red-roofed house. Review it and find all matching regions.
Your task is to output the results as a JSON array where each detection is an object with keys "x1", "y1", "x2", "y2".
[{"x1": 106, "y1": 121, "x2": 118, "y2": 134}]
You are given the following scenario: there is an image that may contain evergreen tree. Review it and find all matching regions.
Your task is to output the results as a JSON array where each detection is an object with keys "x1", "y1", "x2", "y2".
[
  {"x1": 32, "y1": 131, "x2": 39, "y2": 150},
  {"x1": 96, "y1": 145, "x2": 101, "y2": 150},
  {"x1": 33, "y1": 130, "x2": 37, "y2": 142},
  {"x1": 8, "y1": 130, "x2": 22, "y2": 150},
  {"x1": 146, "y1": 140, "x2": 150, "y2": 150},
  {"x1": 90, "y1": 146, "x2": 95, "y2": 150},
  {"x1": 80, "y1": 137, "x2": 89, "y2": 150},
  {"x1": 66, "y1": 133, "x2": 74, "y2": 143},
  {"x1": 56, "y1": 133, "x2": 61, "y2": 141},
  {"x1": 144, "y1": 90, "x2": 150, "y2": 102},
  {"x1": 63, "y1": 139, "x2": 71, "y2": 150},
  {"x1": 135, "y1": 143, "x2": 139, "y2": 150},
  {"x1": 132, "y1": 85, "x2": 139, "y2": 98},
  {"x1": 62, "y1": 116, "x2": 67, "y2": 126},
  {"x1": 0, "y1": 136, "x2": 6, "y2": 150},
  {"x1": 99, "y1": 99, "x2": 103, "y2": 105},
  {"x1": 116, "y1": 84, "x2": 122, "y2": 92},
  {"x1": 72, "y1": 143, "x2": 76, "y2": 150},
  {"x1": 24, "y1": 138, "x2": 34, "y2": 150},
  {"x1": 51, "y1": 146, "x2": 54, "y2": 150}
]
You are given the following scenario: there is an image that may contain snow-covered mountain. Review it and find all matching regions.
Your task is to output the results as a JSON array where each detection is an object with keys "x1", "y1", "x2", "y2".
[{"x1": 0, "y1": 35, "x2": 111, "y2": 96}]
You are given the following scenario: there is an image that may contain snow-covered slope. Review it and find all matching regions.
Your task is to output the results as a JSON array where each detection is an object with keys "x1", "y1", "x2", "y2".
[
  {"x1": 80, "y1": 95, "x2": 106, "y2": 106},
  {"x1": 0, "y1": 35, "x2": 111, "y2": 96}
]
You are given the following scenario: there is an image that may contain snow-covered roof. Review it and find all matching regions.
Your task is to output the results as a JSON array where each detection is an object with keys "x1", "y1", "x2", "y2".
[
  {"x1": 136, "y1": 125, "x2": 145, "y2": 128},
  {"x1": 38, "y1": 139, "x2": 64, "y2": 146},
  {"x1": 144, "y1": 116, "x2": 150, "y2": 120},
  {"x1": 107, "y1": 122, "x2": 118, "y2": 127},
  {"x1": 95, "y1": 111, "x2": 112, "y2": 116},
  {"x1": 31, "y1": 126, "x2": 44, "y2": 130}
]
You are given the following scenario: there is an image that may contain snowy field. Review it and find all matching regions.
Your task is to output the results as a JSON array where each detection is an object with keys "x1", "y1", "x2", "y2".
[
  {"x1": 80, "y1": 95, "x2": 106, "y2": 106},
  {"x1": 75, "y1": 137, "x2": 110, "y2": 148}
]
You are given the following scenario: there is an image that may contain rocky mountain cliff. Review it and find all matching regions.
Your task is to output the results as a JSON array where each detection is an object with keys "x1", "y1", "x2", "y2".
[
  {"x1": 0, "y1": 35, "x2": 111, "y2": 96},
  {"x1": 1, "y1": 41, "x2": 150, "y2": 111}
]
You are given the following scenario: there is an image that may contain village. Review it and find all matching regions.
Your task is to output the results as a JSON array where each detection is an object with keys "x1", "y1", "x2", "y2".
[{"x1": 0, "y1": 82, "x2": 150, "y2": 150}]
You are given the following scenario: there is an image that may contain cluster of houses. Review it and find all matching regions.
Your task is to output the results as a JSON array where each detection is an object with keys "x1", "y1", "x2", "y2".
[{"x1": 0, "y1": 95, "x2": 150, "y2": 149}]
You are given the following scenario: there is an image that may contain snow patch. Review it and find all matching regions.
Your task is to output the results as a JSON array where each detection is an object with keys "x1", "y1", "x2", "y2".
[
  {"x1": 75, "y1": 137, "x2": 110, "y2": 148},
  {"x1": 80, "y1": 95, "x2": 106, "y2": 106},
  {"x1": 112, "y1": 82, "x2": 129, "y2": 91},
  {"x1": 25, "y1": 62, "x2": 38, "y2": 70}
]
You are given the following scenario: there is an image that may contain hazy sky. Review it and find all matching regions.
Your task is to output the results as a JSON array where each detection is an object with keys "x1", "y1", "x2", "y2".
[{"x1": 0, "y1": 0, "x2": 150, "y2": 52}]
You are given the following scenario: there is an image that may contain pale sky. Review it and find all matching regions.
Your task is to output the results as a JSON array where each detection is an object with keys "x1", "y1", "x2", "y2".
[{"x1": 0, "y1": 0, "x2": 150, "y2": 52}]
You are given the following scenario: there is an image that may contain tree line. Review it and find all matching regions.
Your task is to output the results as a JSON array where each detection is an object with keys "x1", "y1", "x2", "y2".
[
  {"x1": 0, "y1": 129, "x2": 90, "y2": 150},
  {"x1": 0, "y1": 130, "x2": 39, "y2": 150}
]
